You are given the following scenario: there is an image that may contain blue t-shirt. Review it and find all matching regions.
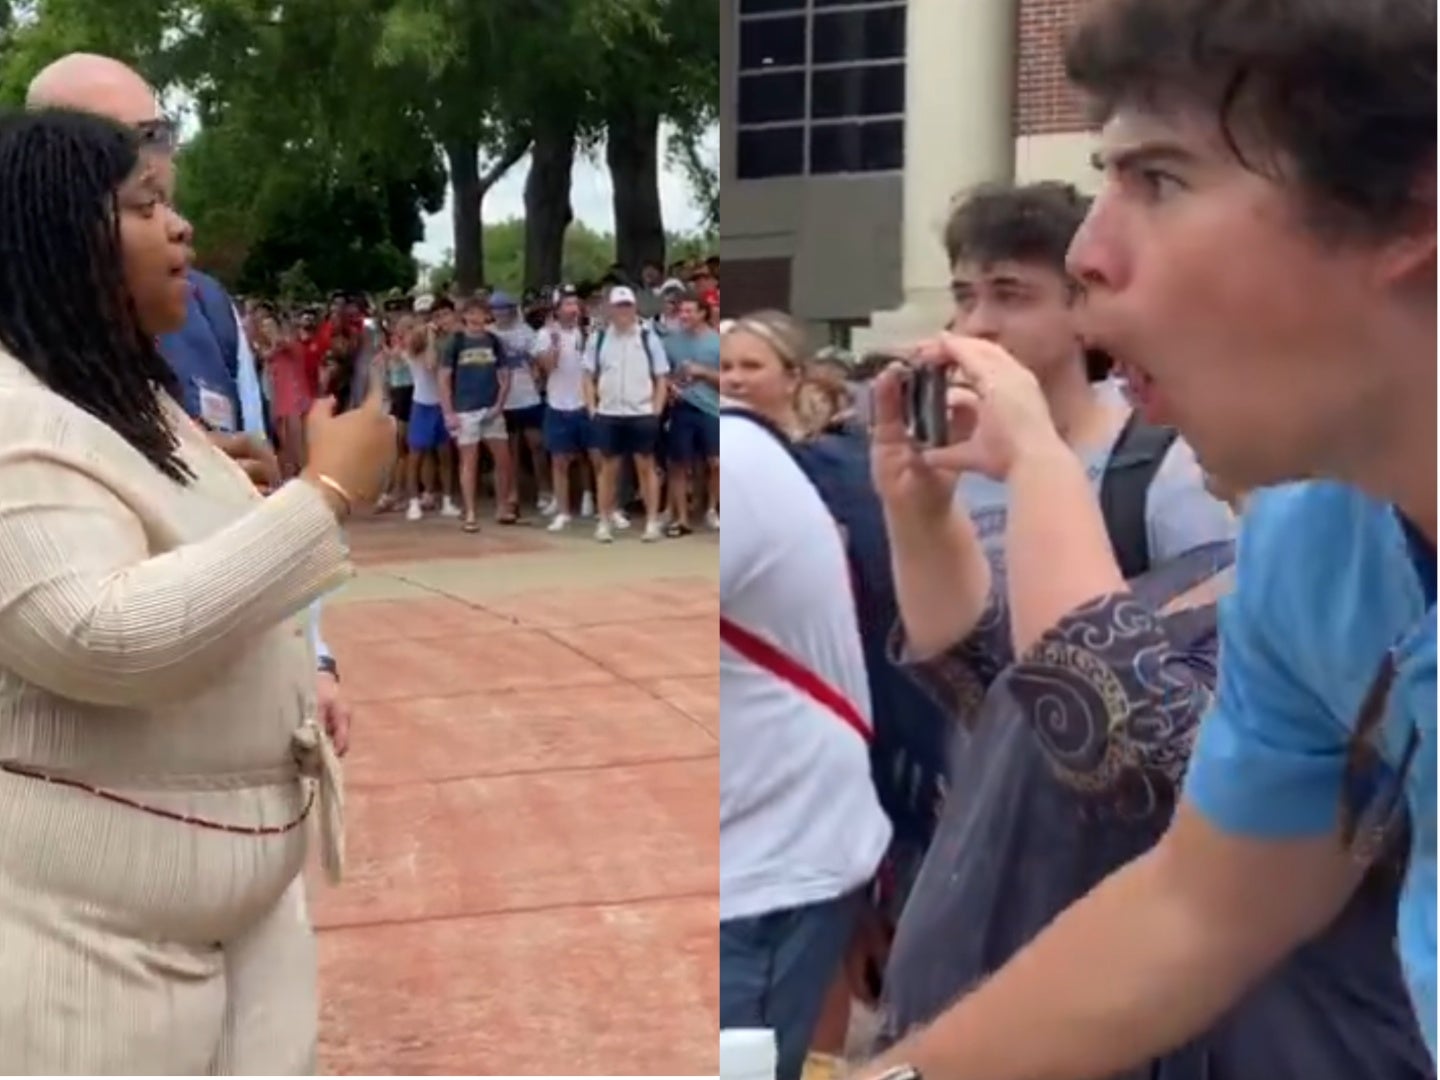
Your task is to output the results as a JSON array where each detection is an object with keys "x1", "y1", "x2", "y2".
[
  {"x1": 444, "y1": 331, "x2": 510, "y2": 413},
  {"x1": 1185, "y1": 481, "x2": 1437, "y2": 1057},
  {"x1": 663, "y1": 328, "x2": 722, "y2": 416}
]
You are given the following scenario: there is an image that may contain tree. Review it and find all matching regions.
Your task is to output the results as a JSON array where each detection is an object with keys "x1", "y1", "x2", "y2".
[
  {"x1": 596, "y1": 0, "x2": 718, "y2": 275},
  {"x1": 372, "y1": 0, "x2": 667, "y2": 293},
  {"x1": 0, "y1": 0, "x2": 714, "y2": 300},
  {"x1": 424, "y1": 220, "x2": 714, "y2": 296}
]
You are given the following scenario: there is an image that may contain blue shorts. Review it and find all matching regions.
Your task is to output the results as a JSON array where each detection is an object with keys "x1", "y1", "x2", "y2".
[
  {"x1": 407, "y1": 402, "x2": 450, "y2": 452},
  {"x1": 543, "y1": 407, "x2": 592, "y2": 456},
  {"x1": 592, "y1": 414, "x2": 659, "y2": 458},
  {"x1": 667, "y1": 399, "x2": 720, "y2": 464},
  {"x1": 505, "y1": 403, "x2": 545, "y2": 432},
  {"x1": 720, "y1": 890, "x2": 862, "y2": 1080}
]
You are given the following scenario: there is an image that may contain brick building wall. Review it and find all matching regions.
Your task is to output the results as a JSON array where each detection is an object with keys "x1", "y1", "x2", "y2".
[{"x1": 1014, "y1": 0, "x2": 1091, "y2": 135}]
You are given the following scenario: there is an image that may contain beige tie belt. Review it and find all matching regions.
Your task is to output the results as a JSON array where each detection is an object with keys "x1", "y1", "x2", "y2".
[{"x1": 0, "y1": 718, "x2": 345, "y2": 885}]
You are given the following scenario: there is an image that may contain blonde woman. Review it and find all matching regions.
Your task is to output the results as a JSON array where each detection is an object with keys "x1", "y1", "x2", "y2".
[
  {"x1": 720, "y1": 309, "x2": 892, "y2": 1080},
  {"x1": 718, "y1": 309, "x2": 809, "y2": 433},
  {"x1": 0, "y1": 110, "x2": 395, "y2": 1072}
]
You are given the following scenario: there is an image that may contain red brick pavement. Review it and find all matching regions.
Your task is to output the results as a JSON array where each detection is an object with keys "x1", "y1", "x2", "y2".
[{"x1": 313, "y1": 520, "x2": 718, "y2": 1074}]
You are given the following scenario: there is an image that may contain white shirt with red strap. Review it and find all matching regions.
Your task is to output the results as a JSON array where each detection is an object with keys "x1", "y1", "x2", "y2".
[{"x1": 719, "y1": 413, "x2": 891, "y2": 922}]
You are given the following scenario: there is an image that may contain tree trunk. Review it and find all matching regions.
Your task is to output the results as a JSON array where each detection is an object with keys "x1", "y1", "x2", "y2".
[
  {"x1": 445, "y1": 138, "x2": 482, "y2": 294},
  {"x1": 523, "y1": 116, "x2": 577, "y2": 291},
  {"x1": 605, "y1": 101, "x2": 665, "y2": 279},
  {"x1": 446, "y1": 133, "x2": 531, "y2": 295}
]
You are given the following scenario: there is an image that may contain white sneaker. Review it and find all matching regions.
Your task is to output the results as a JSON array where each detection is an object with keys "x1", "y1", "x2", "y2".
[
  {"x1": 705, "y1": 509, "x2": 721, "y2": 530},
  {"x1": 580, "y1": 491, "x2": 596, "y2": 518},
  {"x1": 538, "y1": 495, "x2": 556, "y2": 515},
  {"x1": 611, "y1": 511, "x2": 631, "y2": 530},
  {"x1": 547, "y1": 513, "x2": 571, "y2": 533},
  {"x1": 405, "y1": 499, "x2": 423, "y2": 522},
  {"x1": 440, "y1": 498, "x2": 463, "y2": 519},
  {"x1": 642, "y1": 519, "x2": 663, "y2": 543},
  {"x1": 595, "y1": 521, "x2": 614, "y2": 544}
]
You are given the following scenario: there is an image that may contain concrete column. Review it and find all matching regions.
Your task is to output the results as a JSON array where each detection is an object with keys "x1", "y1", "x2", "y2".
[{"x1": 855, "y1": 0, "x2": 1016, "y2": 350}]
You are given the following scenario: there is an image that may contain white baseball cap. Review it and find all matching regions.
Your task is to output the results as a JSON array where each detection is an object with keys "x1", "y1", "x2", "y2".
[
  {"x1": 413, "y1": 293, "x2": 436, "y2": 314},
  {"x1": 608, "y1": 285, "x2": 637, "y2": 307}
]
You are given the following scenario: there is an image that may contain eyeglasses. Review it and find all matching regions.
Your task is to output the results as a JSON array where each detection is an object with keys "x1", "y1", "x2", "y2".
[
  {"x1": 134, "y1": 117, "x2": 177, "y2": 153},
  {"x1": 1339, "y1": 647, "x2": 1419, "y2": 864}
]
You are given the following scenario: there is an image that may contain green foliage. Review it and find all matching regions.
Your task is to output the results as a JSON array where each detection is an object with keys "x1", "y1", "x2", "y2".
[
  {"x1": 426, "y1": 219, "x2": 714, "y2": 295},
  {"x1": 0, "y1": 0, "x2": 717, "y2": 295},
  {"x1": 276, "y1": 259, "x2": 322, "y2": 306}
]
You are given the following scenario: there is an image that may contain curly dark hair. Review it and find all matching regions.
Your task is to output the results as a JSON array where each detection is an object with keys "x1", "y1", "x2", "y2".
[
  {"x1": 0, "y1": 108, "x2": 191, "y2": 483},
  {"x1": 942, "y1": 182, "x2": 1092, "y2": 275},
  {"x1": 1065, "y1": 0, "x2": 1435, "y2": 242}
]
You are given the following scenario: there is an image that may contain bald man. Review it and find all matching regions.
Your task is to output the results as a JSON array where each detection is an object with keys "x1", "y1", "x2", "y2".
[
  {"x1": 12, "y1": 53, "x2": 336, "y2": 1074},
  {"x1": 27, "y1": 53, "x2": 351, "y2": 753}
]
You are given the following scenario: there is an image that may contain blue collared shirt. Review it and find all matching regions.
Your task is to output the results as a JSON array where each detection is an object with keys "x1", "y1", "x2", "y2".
[
  {"x1": 1185, "y1": 481, "x2": 1436, "y2": 1056},
  {"x1": 231, "y1": 310, "x2": 332, "y2": 664}
]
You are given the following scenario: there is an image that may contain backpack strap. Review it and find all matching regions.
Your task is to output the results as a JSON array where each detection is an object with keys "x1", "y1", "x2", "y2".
[
  {"x1": 594, "y1": 325, "x2": 664, "y2": 377},
  {"x1": 1099, "y1": 412, "x2": 1179, "y2": 579}
]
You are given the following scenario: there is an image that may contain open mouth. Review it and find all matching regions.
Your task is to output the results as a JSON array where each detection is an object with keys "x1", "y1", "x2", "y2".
[{"x1": 1111, "y1": 358, "x2": 1168, "y2": 422}]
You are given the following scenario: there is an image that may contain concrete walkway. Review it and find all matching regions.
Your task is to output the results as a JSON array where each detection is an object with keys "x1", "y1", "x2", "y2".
[{"x1": 311, "y1": 513, "x2": 719, "y2": 1075}]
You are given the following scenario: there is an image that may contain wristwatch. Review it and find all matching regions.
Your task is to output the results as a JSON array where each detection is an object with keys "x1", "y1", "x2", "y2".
[{"x1": 317, "y1": 655, "x2": 340, "y2": 681}]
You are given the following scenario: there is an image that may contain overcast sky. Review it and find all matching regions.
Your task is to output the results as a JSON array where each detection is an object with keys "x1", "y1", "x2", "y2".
[{"x1": 415, "y1": 123, "x2": 717, "y2": 266}]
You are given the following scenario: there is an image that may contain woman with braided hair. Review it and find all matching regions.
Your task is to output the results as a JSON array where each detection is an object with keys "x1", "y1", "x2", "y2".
[{"x1": 0, "y1": 108, "x2": 395, "y2": 1072}]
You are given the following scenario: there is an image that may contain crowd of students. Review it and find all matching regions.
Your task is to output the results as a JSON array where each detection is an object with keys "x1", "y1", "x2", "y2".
[{"x1": 237, "y1": 261, "x2": 723, "y2": 540}]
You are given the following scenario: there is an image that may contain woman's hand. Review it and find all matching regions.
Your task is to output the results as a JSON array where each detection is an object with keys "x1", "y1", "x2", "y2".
[
  {"x1": 302, "y1": 371, "x2": 397, "y2": 513},
  {"x1": 210, "y1": 431, "x2": 281, "y2": 492},
  {"x1": 924, "y1": 333, "x2": 1066, "y2": 483}
]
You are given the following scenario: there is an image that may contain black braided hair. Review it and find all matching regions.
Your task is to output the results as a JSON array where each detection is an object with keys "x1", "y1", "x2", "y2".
[{"x1": 0, "y1": 108, "x2": 191, "y2": 483}]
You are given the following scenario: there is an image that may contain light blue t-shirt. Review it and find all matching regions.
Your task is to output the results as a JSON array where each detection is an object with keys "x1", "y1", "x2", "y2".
[
  {"x1": 663, "y1": 328, "x2": 722, "y2": 416},
  {"x1": 958, "y1": 423, "x2": 1236, "y2": 579},
  {"x1": 1184, "y1": 481, "x2": 1436, "y2": 1057}
]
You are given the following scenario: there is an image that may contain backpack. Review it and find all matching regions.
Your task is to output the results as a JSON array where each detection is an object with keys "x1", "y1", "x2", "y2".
[
  {"x1": 593, "y1": 324, "x2": 665, "y2": 378},
  {"x1": 1098, "y1": 412, "x2": 1179, "y2": 578}
]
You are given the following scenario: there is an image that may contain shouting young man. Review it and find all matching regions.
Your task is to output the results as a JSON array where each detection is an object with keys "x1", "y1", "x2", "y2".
[{"x1": 864, "y1": 0, "x2": 1437, "y2": 1076}]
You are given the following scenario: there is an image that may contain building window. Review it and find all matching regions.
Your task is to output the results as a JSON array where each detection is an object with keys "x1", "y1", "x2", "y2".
[
  {"x1": 734, "y1": 0, "x2": 906, "y2": 180},
  {"x1": 809, "y1": 117, "x2": 903, "y2": 174}
]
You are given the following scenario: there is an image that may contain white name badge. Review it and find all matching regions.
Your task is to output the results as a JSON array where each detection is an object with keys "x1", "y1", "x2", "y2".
[{"x1": 197, "y1": 381, "x2": 237, "y2": 433}]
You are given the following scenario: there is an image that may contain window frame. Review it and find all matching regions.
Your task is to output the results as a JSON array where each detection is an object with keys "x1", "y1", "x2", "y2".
[{"x1": 734, "y1": 0, "x2": 907, "y2": 180}]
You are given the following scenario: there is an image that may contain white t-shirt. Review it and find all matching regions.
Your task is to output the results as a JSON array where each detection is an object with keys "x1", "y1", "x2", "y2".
[
  {"x1": 492, "y1": 322, "x2": 542, "y2": 410},
  {"x1": 582, "y1": 323, "x2": 670, "y2": 417},
  {"x1": 540, "y1": 323, "x2": 588, "y2": 412},
  {"x1": 406, "y1": 350, "x2": 441, "y2": 407},
  {"x1": 719, "y1": 413, "x2": 891, "y2": 922}
]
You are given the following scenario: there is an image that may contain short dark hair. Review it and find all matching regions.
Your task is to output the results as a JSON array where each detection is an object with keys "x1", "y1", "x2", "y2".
[
  {"x1": 1066, "y1": 0, "x2": 1435, "y2": 241},
  {"x1": 942, "y1": 182, "x2": 1090, "y2": 274}
]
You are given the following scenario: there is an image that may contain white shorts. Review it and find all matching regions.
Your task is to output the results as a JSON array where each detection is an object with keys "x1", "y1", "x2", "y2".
[{"x1": 455, "y1": 409, "x2": 508, "y2": 446}]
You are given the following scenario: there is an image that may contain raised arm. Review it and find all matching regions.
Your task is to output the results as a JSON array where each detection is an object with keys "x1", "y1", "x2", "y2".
[{"x1": 0, "y1": 404, "x2": 351, "y2": 707}]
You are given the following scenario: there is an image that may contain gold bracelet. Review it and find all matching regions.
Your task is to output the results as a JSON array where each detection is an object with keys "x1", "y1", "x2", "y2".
[{"x1": 311, "y1": 473, "x2": 353, "y2": 517}]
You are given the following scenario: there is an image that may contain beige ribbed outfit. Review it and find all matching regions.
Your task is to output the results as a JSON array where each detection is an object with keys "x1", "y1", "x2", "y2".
[{"x1": 0, "y1": 349, "x2": 353, "y2": 1074}]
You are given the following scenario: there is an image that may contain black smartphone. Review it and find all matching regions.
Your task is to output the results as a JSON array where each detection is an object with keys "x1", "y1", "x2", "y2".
[{"x1": 906, "y1": 364, "x2": 951, "y2": 448}]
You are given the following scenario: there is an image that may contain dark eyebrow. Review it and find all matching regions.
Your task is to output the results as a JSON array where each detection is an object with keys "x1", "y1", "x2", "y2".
[
  {"x1": 1090, "y1": 142, "x2": 1198, "y2": 174},
  {"x1": 984, "y1": 274, "x2": 1031, "y2": 290}
]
